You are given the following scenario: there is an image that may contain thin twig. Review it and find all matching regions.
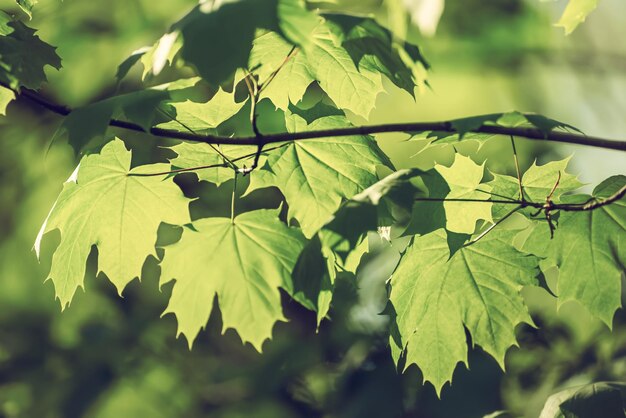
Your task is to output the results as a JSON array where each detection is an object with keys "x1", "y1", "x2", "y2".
[
  {"x1": 242, "y1": 69, "x2": 265, "y2": 175},
  {"x1": 510, "y1": 135, "x2": 525, "y2": 201},
  {"x1": 5, "y1": 81, "x2": 626, "y2": 152},
  {"x1": 415, "y1": 197, "x2": 522, "y2": 205},
  {"x1": 156, "y1": 107, "x2": 239, "y2": 171},
  {"x1": 413, "y1": 185, "x2": 626, "y2": 212},
  {"x1": 464, "y1": 204, "x2": 523, "y2": 247},
  {"x1": 258, "y1": 46, "x2": 298, "y2": 94},
  {"x1": 231, "y1": 171, "x2": 238, "y2": 223},
  {"x1": 128, "y1": 143, "x2": 289, "y2": 177},
  {"x1": 543, "y1": 171, "x2": 562, "y2": 237},
  {"x1": 243, "y1": 70, "x2": 261, "y2": 138},
  {"x1": 563, "y1": 185, "x2": 626, "y2": 210},
  {"x1": 476, "y1": 188, "x2": 518, "y2": 201}
]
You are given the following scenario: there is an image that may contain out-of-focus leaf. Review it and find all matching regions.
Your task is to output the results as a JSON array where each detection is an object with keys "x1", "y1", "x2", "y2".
[
  {"x1": 291, "y1": 235, "x2": 336, "y2": 325},
  {"x1": 555, "y1": 0, "x2": 600, "y2": 35},
  {"x1": 15, "y1": 0, "x2": 36, "y2": 19},
  {"x1": 539, "y1": 381, "x2": 626, "y2": 418},
  {"x1": 319, "y1": 168, "x2": 425, "y2": 260},
  {"x1": 403, "y1": 0, "x2": 445, "y2": 37}
]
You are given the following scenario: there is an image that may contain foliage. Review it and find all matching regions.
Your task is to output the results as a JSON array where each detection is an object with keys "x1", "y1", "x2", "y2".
[
  {"x1": 0, "y1": 0, "x2": 624, "y2": 406},
  {"x1": 538, "y1": 381, "x2": 626, "y2": 417}
]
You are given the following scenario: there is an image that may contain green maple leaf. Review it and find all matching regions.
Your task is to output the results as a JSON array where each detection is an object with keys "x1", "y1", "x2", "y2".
[
  {"x1": 302, "y1": 19, "x2": 385, "y2": 118},
  {"x1": 544, "y1": 175, "x2": 626, "y2": 325},
  {"x1": 157, "y1": 87, "x2": 247, "y2": 132},
  {"x1": 247, "y1": 113, "x2": 391, "y2": 237},
  {"x1": 326, "y1": 14, "x2": 429, "y2": 97},
  {"x1": 168, "y1": 142, "x2": 256, "y2": 186},
  {"x1": 115, "y1": 46, "x2": 150, "y2": 83},
  {"x1": 249, "y1": 31, "x2": 314, "y2": 110},
  {"x1": 488, "y1": 156, "x2": 583, "y2": 219},
  {"x1": 173, "y1": 0, "x2": 319, "y2": 86},
  {"x1": 35, "y1": 139, "x2": 191, "y2": 308},
  {"x1": 0, "y1": 11, "x2": 61, "y2": 90},
  {"x1": 556, "y1": 0, "x2": 600, "y2": 35},
  {"x1": 173, "y1": 0, "x2": 278, "y2": 86},
  {"x1": 390, "y1": 228, "x2": 539, "y2": 394},
  {"x1": 250, "y1": 17, "x2": 427, "y2": 115},
  {"x1": 277, "y1": 0, "x2": 321, "y2": 52},
  {"x1": 160, "y1": 209, "x2": 306, "y2": 351},
  {"x1": 435, "y1": 154, "x2": 492, "y2": 234},
  {"x1": 291, "y1": 235, "x2": 336, "y2": 325},
  {"x1": 403, "y1": 168, "x2": 450, "y2": 237}
]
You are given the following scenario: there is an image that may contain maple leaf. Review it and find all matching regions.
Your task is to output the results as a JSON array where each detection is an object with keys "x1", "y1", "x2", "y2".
[
  {"x1": 390, "y1": 228, "x2": 539, "y2": 394},
  {"x1": 247, "y1": 112, "x2": 391, "y2": 237},
  {"x1": 249, "y1": 31, "x2": 314, "y2": 111},
  {"x1": 545, "y1": 175, "x2": 626, "y2": 325},
  {"x1": 0, "y1": 11, "x2": 61, "y2": 90},
  {"x1": 434, "y1": 154, "x2": 492, "y2": 234},
  {"x1": 488, "y1": 156, "x2": 583, "y2": 219},
  {"x1": 160, "y1": 209, "x2": 306, "y2": 351},
  {"x1": 35, "y1": 139, "x2": 191, "y2": 308}
]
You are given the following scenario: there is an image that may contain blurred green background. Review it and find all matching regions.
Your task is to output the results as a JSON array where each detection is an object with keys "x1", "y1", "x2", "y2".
[{"x1": 0, "y1": 0, "x2": 625, "y2": 417}]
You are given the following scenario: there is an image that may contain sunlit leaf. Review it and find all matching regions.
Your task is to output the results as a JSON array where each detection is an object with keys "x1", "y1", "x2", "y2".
[
  {"x1": 435, "y1": 153, "x2": 492, "y2": 234},
  {"x1": 160, "y1": 209, "x2": 306, "y2": 350},
  {"x1": 544, "y1": 175, "x2": 626, "y2": 325},
  {"x1": 390, "y1": 228, "x2": 539, "y2": 394},
  {"x1": 247, "y1": 112, "x2": 391, "y2": 236},
  {"x1": 35, "y1": 139, "x2": 191, "y2": 308}
]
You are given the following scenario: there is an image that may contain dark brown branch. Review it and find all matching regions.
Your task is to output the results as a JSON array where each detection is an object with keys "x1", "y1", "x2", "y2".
[
  {"x1": 6, "y1": 82, "x2": 626, "y2": 152},
  {"x1": 556, "y1": 185, "x2": 626, "y2": 211}
]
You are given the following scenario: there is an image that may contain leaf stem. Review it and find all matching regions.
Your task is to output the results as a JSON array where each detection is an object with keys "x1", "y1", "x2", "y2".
[
  {"x1": 510, "y1": 135, "x2": 525, "y2": 201},
  {"x1": 128, "y1": 143, "x2": 289, "y2": 177},
  {"x1": 231, "y1": 172, "x2": 238, "y2": 223},
  {"x1": 156, "y1": 107, "x2": 239, "y2": 171},
  {"x1": 258, "y1": 47, "x2": 298, "y2": 94},
  {"x1": 464, "y1": 204, "x2": 523, "y2": 247}
]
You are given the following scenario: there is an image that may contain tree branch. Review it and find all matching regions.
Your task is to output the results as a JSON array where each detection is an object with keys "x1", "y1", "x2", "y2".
[
  {"x1": 414, "y1": 184, "x2": 626, "y2": 212},
  {"x1": 6, "y1": 82, "x2": 626, "y2": 152}
]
